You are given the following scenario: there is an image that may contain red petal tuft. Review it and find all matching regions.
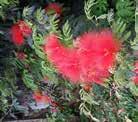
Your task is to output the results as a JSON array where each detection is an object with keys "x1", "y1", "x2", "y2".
[
  {"x1": 11, "y1": 20, "x2": 32, "y2": 46},
  {"x1": 44, "y1": 35, "x2": 80, "y2": 83},
  {"x1": 11, "y1": 25, "x2": 24, "y2": 46},
  {"x1": 78, "y1": 30, "x2": 120, "y2": 84},
  {"x1": 45, "y1": 3, "x2": 62, "y2": 16},
  {"x1": 33, "y1": 92, "x2": 43, "y2": 103},
  {"x1": 33, "y1": 92, "x2": 53, "y2": 104}
]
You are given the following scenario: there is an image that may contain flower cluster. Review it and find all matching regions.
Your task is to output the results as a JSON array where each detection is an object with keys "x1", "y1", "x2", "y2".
[
  {"x1": 44, "y1": 30, "x2": 121, "y2": 85},
  {"x1": 44, "y1": 35, "x2": 80, "y2": 83},
  {"x1": 77, "y1": 31, "x2": 120, "y2": 84},
  {"x1": 11, "y1": 20, "x2": 32, "y2": 46},
  {"x1": 33, "y1": 92, "x2": 53, "y2": 105}
]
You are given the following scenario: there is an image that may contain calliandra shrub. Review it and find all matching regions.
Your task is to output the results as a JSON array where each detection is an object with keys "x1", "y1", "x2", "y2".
[
  {"x1": 0, "y1": 0, "x2": 137, "y2": 121},
  {"x1": 44, "y1": 30, "x2": 121, "y2": 85}
]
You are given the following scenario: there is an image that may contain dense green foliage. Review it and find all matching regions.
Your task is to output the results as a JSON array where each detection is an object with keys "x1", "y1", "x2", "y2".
[{"x1": 0, "y1": 0, "x2": 137, "y2": 121}]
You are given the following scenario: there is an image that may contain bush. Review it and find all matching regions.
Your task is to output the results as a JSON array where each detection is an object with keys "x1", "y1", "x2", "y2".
[{"x1": 0, "y1": 0, "x2": 137, "y2": 121}]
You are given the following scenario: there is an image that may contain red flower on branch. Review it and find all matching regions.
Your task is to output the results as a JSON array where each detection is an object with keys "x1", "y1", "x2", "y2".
[
  {"x1": 77, "y1": 31, "x2": 120, "y2": 84},
  {"x1": 33, "y1": 92, "x2": 52, "y2": 104},
  {"x1": 45, "y1": 3, "x2": 62, "y2": 16},
  {"x1": 44, "y1": 30, "x2": 121, "y2": 85},
  {"x1": 77, "y1": 31, "x2": 120, "y2": 69},
  {"x1": 11, "y1": 20, "x2": 32, "y2": 46},
  {"x1": 11, "y1": 25, "x2": 24, "y2": 46},
  {"x1": 44, "y1": 35, "x2": 80, "y2": 83}
]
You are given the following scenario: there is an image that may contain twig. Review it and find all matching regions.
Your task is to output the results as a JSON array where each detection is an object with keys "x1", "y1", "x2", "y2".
[{"x1": 88, "y1": 112, "x2": 100, "y2": 122}]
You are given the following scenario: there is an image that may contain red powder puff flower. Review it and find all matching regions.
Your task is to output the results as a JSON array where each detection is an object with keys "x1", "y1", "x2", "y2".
[
  {"x1": 11, "y1": 25, "x2": 24, "y2": 46},
  {"x1": 11, "y1": 20, "x2": 32, "y2": 46},
  {"x1": 33, "y1": 92, "x2": 52, "y2": 104},
  {"x1": 77, "y1": 31, "x2": 120, "y2": 69},
  {"x1": 45, "y1": 3, "x2": 62, "y2": 16},
  {"x1": 33, "y1": 92, "x2": 43, "y2": 103},
  {"x1": 44, "y1": 35, "x2": 80, "y2": 83},
  {"x1": 44, "y1": 30, "x2": 121, "y2": 85},
  {"x1": 77, "y1": 30, "x2": 120, "y2": 84}
]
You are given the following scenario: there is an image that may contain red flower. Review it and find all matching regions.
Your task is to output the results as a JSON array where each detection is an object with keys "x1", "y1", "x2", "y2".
[
  {"x1": 11, "y1": 25, "x2": 24, "y2": 46},
  {"x1": 77, "y1": 31, "x2": 120, "y2": 69},
  {"x1": 77, "y1": 31, "x2": 120, "y2": 84},
  {"x1": 45, "y1": 3, "x2": 62, "y2": 16},
  {"x1": 33, "y1": 92, "x2": 43, "y2": 103},
  {"x1": 132, "y1": 61, "x2": 138, "y2": 85},
  {"x1": 44, "y1": 30, "x2": 120, "y2": 85},
  {"x1": 80, "y1": 66, "x2": 110, "y2": 84},
  {"x1": 33, "y1": 92, "x2": 52, "y2": 104},
  {"x1": 44, "y1": 35, "x2": 80, "y2": 83},
  {"x1": 11, "y1": 20, "x2": 32, "y2": 46}
]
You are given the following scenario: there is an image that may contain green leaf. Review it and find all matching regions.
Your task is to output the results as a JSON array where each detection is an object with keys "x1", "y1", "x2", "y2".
[
  {"x1": 41, "y1": 61, "x2": 59, "y2": 84},
  {"x1": 60, "y1": 20, "x2": 73, "y2": 46},
  {"x1": 84, "y1": 0, "x2": 97, "y2": 20},
  {"x1": 49, "y1": 15, "x2": 60, "y2": 34},
  {"x1": 111, "y1": 18, "x2": 131, "y2": 42},
  {"x1": 116, "y1": 0, "x2": 135, "y2": 23},
  {"x1": 84, "y1": 0, "x2": 108, "y2": 20},
  {"x1": 22, "y1": 70, "x2": 38, "y2": 91}
]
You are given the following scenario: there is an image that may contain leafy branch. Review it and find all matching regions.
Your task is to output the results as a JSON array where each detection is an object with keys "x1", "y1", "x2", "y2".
[
  {"x1": 49, "y1": 15, "x2": 60, "y2": 34},
  {"x1": 79, "y1": 88, "x2": 100, "y2": 122},
  {"x1": 22, "y1": 70, "x2": 38, "y2": 91},
  {"x1": 116, "y1": 0, "x2": 135, "y2": 23},
  {"x1": 59, "y1": 20, "x2": 73, "y2": 46},
  {"x1": 111, "y1": 18, "x2": 131, "y2": 42},
  {"x1": 84, "y1": 0, "x2": 97, "y2": 20}
]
